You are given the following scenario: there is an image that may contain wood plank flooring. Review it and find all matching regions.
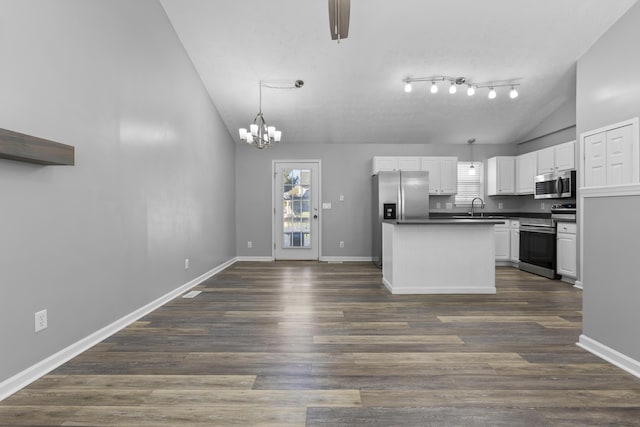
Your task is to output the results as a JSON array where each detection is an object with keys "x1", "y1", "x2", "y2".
[{"x1": 2, "y1": 262, "x2": 640, "y2": 426}]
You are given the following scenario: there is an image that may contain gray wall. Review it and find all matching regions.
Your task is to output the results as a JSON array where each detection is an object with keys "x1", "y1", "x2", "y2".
[
  {"x1": 0, "y1": 1, "x2": 236, "y2": 383},
  {"x1": 577, "y1": 2, "x2": 640, "y2": 360},
  {"x1": 235, "y1": 142, "x2": 524, "y2": 258}
]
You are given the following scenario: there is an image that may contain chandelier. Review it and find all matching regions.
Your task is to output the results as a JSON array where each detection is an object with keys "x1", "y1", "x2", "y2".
[
  {"x1": 239, "y1": 80, "x2": 304, "y2": 149},
  {"x1": 403, "y1": 75, "x2": 520, "y2": 100}
]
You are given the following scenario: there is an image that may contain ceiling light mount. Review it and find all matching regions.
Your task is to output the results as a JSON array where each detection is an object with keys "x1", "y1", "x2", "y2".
[
  {"x1": 403, "y1": 75, "x2": 521, "y2": 100},
  {"x1": 238, "y1": 80, "x2": 303, "y2": 149},
  {"x1": 328, "y1": 0, "x2": 350, "y2": 43}
]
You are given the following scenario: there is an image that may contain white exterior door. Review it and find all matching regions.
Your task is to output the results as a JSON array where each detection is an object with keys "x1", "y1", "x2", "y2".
[{"x1": 274, "y1": 161, "x2": 320, "y2": 260}]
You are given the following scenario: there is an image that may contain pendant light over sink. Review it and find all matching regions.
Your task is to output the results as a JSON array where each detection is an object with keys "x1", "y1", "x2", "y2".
[{"x1": 468, "y1": 138, "x2": 476, "y2": 175}]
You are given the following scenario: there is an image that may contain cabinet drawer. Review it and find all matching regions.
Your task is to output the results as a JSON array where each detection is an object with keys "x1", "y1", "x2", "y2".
[{"x1": 557, "y1": 222, "x2": 576, "y2": 234}]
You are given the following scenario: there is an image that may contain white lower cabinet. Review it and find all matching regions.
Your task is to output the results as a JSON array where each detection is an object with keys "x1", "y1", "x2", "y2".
[
  {"x1": 510, "y1": 220, "x2": 520, "y2": 262},
  {"x1": 494, "y1": 222, "x2": 510, "y2": 261},
  {"x1": 556, "y1": 222, "x2": 577, "y2": 279}
]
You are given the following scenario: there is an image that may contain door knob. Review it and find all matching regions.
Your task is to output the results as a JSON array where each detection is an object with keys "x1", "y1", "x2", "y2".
[{"x1": 313, "y1": 214, "x2": 318, "y2": 219}]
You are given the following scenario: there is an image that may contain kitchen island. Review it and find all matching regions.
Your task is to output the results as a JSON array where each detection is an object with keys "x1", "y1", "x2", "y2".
[{"x1": 382, "y1": 219, "x2": 505, "y2": 294}]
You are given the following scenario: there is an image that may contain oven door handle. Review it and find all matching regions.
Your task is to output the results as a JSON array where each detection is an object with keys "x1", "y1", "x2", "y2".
[{"x1": 520, "y1": 225, "x2": 556, "y2": 234}]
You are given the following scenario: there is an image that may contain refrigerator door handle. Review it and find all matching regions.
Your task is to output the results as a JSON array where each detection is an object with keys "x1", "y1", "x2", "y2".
[{"x1": 398, "y1": 171, "x2": 404, "y2": 220}]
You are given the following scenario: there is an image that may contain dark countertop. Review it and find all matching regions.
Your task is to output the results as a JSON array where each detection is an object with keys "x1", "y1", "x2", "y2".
[
  {"x1": 384, "y1": 218, "x2": 507, "y2": 225},
  {"x1": 430, "y1": 211, "x2": 551, "y2": 220}
]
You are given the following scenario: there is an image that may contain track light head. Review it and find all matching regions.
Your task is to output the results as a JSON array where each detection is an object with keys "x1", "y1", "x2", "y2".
[
  {"x1": 488, "y1": 87, "x2": 497, "y2": 99},
  {"x1": 404, "y1": 82, "x2": 412, "y2": 93},
  {"x1": 449, "y1": 81, "x2": 457, "y2": 94},
  {"x1": 509, "y1": 86, "x2": 518, "y2": 99},
  {"x1": 467, "y1": 85, "x2": 475, "y2": 96},
  {"x1": 430, "y1": 81, "x2": 438, "y2": 94}
]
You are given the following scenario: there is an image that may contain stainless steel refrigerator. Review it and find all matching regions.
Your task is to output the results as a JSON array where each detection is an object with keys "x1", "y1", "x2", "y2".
[{"x1": 372, "y1": 171, "x2": 430, "y2": 268}]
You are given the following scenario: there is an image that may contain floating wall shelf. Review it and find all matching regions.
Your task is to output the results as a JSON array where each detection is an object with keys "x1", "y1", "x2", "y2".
[{"x1": 0, "y1": 128, "x2": 74, "y2": 166}]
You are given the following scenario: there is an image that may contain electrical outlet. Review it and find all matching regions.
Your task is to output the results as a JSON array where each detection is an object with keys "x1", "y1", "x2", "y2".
[
  {"x1": 35, "y1": 309, "x2": 47, "y2": 332},
  {"x1": 498, "y1": 203, "x2": 503, "y2": 209},
  {"x1": 436, "y1": 202, "x2": 441, "y2": 209},
  {"x1": 446, "y1": 203, "x2": 453, "y2": 210},
  {"x1": 339, "y1": 241, "x2": 345, "y2": 248},
  {"x1": 541, "y1": 202, "x2": 545, "y2": 210},
  {"x1": 247, "y1": 241, "x2": 252, "y2": 248},
  {"x1": 339, "y1": 195, "x2": 345, "y2": 201},
  {"x1": 184, "y1": 258, "x2": 190, "y2": 269}
]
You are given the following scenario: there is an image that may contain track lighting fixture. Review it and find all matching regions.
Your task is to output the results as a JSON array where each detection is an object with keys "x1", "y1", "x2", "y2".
[
  {"x1": 467, "y1": 85, "x2": 475, "y2": 96},
  {"x1": 403, "y1": 75, "x2": 521, "y2": 101}
]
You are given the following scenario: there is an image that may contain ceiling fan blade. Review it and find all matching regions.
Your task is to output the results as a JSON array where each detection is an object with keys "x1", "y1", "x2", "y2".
[{"x1": 328, "y1": 0, "x2": 350, "y2": 41}]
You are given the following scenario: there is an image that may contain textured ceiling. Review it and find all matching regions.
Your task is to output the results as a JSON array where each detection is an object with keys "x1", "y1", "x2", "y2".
[{"x1": 160, "y1": 0, "x2": 637, "y2": 145}]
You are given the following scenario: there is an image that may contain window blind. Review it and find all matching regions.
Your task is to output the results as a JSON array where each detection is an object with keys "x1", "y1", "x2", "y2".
[{"x1": 455, "y1": 161, "x2": 483, "y2": 206}]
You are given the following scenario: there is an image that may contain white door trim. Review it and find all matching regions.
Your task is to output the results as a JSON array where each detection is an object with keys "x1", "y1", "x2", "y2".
[{"x1": 272, "y1": 159, "x2": 322, "y2": 260}]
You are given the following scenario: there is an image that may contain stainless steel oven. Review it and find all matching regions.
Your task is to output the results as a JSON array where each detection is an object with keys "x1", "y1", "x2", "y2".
[{"x1": 519, "y1": 217, "x2": 558, "y2": 279}]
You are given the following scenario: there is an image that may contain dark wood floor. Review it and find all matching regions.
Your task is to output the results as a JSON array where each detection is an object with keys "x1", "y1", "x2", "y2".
[{"x1": 2, "y1": 262, "x2": 640, "y2": 426}]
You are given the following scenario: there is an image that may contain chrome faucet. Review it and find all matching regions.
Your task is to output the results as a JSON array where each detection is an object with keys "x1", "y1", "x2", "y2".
[{"x1": 470, "y1": 197, "x2": 485, "y2": 217}]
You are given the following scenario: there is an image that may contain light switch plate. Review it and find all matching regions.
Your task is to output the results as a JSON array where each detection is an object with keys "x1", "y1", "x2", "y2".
[{"x1": 322, "y1": 202, "x2": 332, "y2": 209}]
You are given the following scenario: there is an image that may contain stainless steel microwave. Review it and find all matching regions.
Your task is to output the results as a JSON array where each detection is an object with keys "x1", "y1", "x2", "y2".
[{"x1": 534, "y1": 170, "x2": 576, "y2": 199}]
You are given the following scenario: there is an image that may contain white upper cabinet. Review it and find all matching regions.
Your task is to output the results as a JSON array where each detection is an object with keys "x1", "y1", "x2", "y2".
[
  {"x1": 516, "y1": 151, "x2": 537, "y2": 194},
  {"x1": 537, "y1": 146, "x2": 555, "y2": 174},
  {"x1": 582, "y1": 121, "x2": 638, "y2": 188},
  {"x1": 487, "y1": 156, "x2": 515, "y2": 196},
  {"x1": 372, "y1": 156, "x2": 420, "y2": 174},
  {"x1": 371, "y1": 156, "x2": 457, "y2": 194},
  {"x1": 397, "y1": 157, "x2": 421, "y2": 171},
  {"x1": 438, "y1": 157, "x2": 458, "y2": 195},
  {"x1": 421, "y1": 156, "x2": 457, "y2": 195},
  {"x1": 555, "y1": 140, "x2": 575, "y2": 171},
  {"x1": 536, "y1": 141, "x2": 575, "y2": 175}
]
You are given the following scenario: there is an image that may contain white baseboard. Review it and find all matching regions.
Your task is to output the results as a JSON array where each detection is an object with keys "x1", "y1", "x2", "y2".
[
  {"x1": 0, "y1": 257, "x2": 237, "y2": 402},
  {"x1": 235, "y1": 256, "x2": 274, "y2": 262},
  {"x1": 320, "y1": 256, "x2": 373, "y2": 263},
  {"x1": 578, "y1": 334, "x2": 640, "y2": 379},
  {"x1": 383, "y1": 277, "x2": 496, "y2": 295},
  {"x1": 574, "y1": 280, "x2": 583, "y2": 289}
]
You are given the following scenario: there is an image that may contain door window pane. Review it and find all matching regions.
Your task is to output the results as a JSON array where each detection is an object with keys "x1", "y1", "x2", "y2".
[{"x1": 282, "y1": 168, "x2": 311, "y2": 248}]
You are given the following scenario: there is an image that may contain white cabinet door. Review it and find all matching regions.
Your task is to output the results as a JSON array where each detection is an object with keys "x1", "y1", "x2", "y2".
[
  {"x1": 487, "y1": 157, "x2": 515, "y2": 196},
  {"x1": 606, "y1": 125, "x2": 634, "y2": 186},
  {"x1": 397, "y1": 157, "x2": 421, "y2": 171},
  {"x1": 516, "y1": 152, "x2": 537, "y2": 194},
  {"x1": 537, "y1": 147, "x2": 555, "y2": 174},
  {"x1": 556, "y1": 223, "x2": 577, "y2": 278},
  {"x1": 584, "y1": 132, "x2": 607, "y2": 187},
  {"x1": 420, "y1": 157, "x2": 458, "y2": 195},
  {"x1": 555, "y1": 140, "x2": 575, "y2": 171},
  {"x1": 497, "y1": 158, "x2": 516, "y2": 194},
  {"x1": 420, "y1": 158, "x2": 441, "y2": 194},
  {"x1": 372, "y1": 157, "x2": 397, "y2": 174},
  {"x1": 439, "y1": 157, "x2": 458, "y2": 195},
  {"x1": 510, "y1": 220, "x2": 520, "y2": 262},
  {"x1": 494, "y1": 226, "x2": 510, "y2": 261}
]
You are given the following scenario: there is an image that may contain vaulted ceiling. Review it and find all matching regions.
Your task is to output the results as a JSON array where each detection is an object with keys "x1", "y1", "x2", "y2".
[{"x1": 160, "y1": 0, "x2": 637, "y2": 145}]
